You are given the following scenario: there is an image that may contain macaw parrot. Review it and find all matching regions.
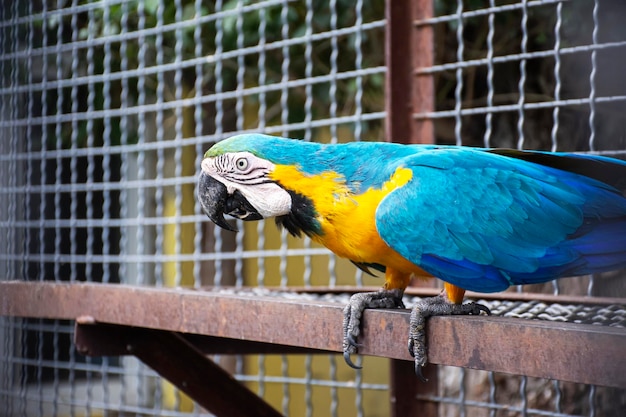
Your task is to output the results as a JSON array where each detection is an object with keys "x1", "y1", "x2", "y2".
[{"x1": 197, "y1": 133, "x2": 626, "y2": 379}]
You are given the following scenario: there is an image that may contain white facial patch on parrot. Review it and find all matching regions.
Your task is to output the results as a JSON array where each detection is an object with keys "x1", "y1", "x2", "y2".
[{"x1": 201, "y1": 152, "x2": 292, "y2": 218}]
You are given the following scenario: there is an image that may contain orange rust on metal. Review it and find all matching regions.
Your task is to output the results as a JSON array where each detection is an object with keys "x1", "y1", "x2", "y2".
[
  {"x1": 385, "y1": 0, "x2": 434, "y2": 144},
  {"x1": 2, "y1": 281, "x2": 625, "y2": 388}
]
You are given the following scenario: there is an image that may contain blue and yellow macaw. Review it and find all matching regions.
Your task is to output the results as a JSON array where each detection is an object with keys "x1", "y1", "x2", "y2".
[{"x1": 197, "y1": 133, "x2": 626, "y2": 379}]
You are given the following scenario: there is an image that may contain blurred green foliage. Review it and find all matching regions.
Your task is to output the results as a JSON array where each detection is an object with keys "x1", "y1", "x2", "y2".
[
  {"x1": 30, "y1": 0, "x2": 386, "y2": 148},
  {"x1": 22, "y1": 0, "x2": 625, "y2": 150}
]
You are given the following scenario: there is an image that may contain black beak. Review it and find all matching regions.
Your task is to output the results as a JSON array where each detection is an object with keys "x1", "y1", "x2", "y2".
[{"x1": 197, "y1": 171, "x2": 263, "y2": 232}]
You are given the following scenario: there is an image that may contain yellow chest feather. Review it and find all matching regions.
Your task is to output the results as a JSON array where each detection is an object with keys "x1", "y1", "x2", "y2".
[{"x1": 271, "y1": 165, "x2": 424, "y2": 275}]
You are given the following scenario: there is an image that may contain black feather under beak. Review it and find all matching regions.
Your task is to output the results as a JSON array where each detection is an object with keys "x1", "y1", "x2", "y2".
[{"x1": 197, "y1": 171, "x2": 263, "y2": 232}]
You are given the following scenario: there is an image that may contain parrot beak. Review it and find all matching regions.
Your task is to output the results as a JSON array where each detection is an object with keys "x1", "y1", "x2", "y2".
[{"x1": 197, "y1": 171, "x2": 263, "y2": 232}]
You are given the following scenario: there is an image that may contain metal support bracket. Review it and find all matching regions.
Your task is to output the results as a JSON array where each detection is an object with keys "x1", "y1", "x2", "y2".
[{"x1": 74, "y1": 319, "x2": 289, "y2": 417}]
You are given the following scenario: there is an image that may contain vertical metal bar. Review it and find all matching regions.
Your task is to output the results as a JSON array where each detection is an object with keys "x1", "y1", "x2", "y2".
[
  {"x1": 21, "y1": 3, "x2": 35, "y2": 413},
  {"x1": 329, "y1": 0, "x2": 339, "y2": 145},
  {"x1": 5, "y1": 318, "x2": 16, "y2": 417},
  {"x1": 386, "y1": 0, "x2": 438, "y2": 415},
  {"x1": 69, "y1": 3, "x2": 80, "y2": 413},
  {"x1": 53, "y1": 2, "x2": 65, "y2": 415},
  {"x1": 102, "y1": 2, "x2": 112, "y2": 287},
  {"x1": 589, "y1": 384, "x2": 597, "y2": 417},
  {"x1": 386, "y1": 0, "x2": 434, "y2": 144},
  {"x1": 69, "y1": 2, "x2": 79, "y2": 283},
  {"x1": 3, "y1": 4, "x2": 18, "y2": 414},
  {"x1": 22, "y1": 2, "x2": 35, "y2": 286},
  {"x1": 303, "y1": 0, "x2": 313, "y2": 142},
  {"x1": 516, "y1": 0, "x2": 528, "y2": 150},
  {"x1": 488, "y1": 372, "x2": 497, "y2": 417},
  {"x1": 588, "y1": 0, "x2": 599, "y2": 152},
  {"x1": 193, "y1": 0, "x2": 205, "y2": 292},
  {"x1": 454, "y1": 0, "x2": 464, "y2": 147},
  {"x1": 328, "y1": 1, "x2": 340, "y2": 404},
  {"x1": 302, "y1": 3, "x2": 316, "y2": 414},
  {"x1": 153, "y1": 2, "x2": 166, "y2": 410},
  {"x1": 132, "y1": 1, "x2": 147, "y2": 409},
  {"x1": 214, "y1": 0, "x2": 225, "y2": 287},
  {"x1": 328, "y1": 0, "x2": 340, "y2": 386},
  {"x1": 280, "y1": 353, "x2": 289, "y2": 416},
  {"x1": 279, "y1": 5, "x2": 291, "y2": 413},
  {"x1": 101, "y1": 5, "x2": 113, "y2": 412},
  {"x1": 232, "y1": 0, "x2": 246, "y2": 385},
  {"x1": 519, "y1": 374, "x2": 528, "y2": 417},
  {"x1": 550, "y1": 0, "x2": 562, "y2": 304},
  {"x1": 515, "y1": 0, "x2": 527, "y2": 296},
  {"x1": 154, "y1": 0, "x2": 165, "y2": 290},
  {"x1": 38, "y1": 5, "x2": 49, "y2": 416},
  {"x1": 85, "y1": 5, "x2": 97, "y2": 415},
  {"x1": 459, "y1": 368, "x2": 467, "y2": 417},
  {"x1": 587, "y1": 0, "x2": 600, "y2": 298},
  {"x1": 119, "y1": 0, "x2": 129, "y2": 288},
  {"x1": 550, "y1": 1, "x2": 563, "y2": 153},
  {"x1": 305, "y1": 355, "x2": 313, "y2": 417},
  {"x1": 7, "y1": 0, "x2": 17, "y2": 287},
  {"x1": 354, "y1": 3, "x2": 366, "y2": 413},
  {"x1": 136, "y1": 0, "x2": 147, "y2": 289},
  {"x1": 0, "y1": 0, "x2": 6, "y2": 290},
  {"x1": 354, "y1": 0, "x2": 364, "y2": 144},
  {"x1": 234, "y1": 1, "x2": 245, "y2": 289},
  {"x1": 390, "y1": 360, "x2": 438, "y2": 417},
  {"x1": 256, "y1": 3, "x2": 267, "y2": 287},
  {"x1": 484, "y1": 0, "x2": 495, "y2": 148},
  {"x1": 119, "y1": 2, "x2": 131, "y2": 412},
  {"x1": 191, "y1": 6, "x2": 205, "y2": 416},
  {"x1": 256, "y1": 4, "x2": 269, "y2": 403},
  {"x1": 174, "y1": 0, "x2": 184, "y2": 291}
]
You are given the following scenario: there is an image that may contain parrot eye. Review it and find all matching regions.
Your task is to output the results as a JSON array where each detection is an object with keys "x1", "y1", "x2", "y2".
[{"x1": 235, "y1": 157, "x2": 249, "y2": 171}]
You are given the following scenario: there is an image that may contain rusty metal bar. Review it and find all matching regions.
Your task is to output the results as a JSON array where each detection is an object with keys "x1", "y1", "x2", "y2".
[
  {"x1": 386, "y1": 0, "x2": 438, "y2": 410},
  {"x1": 74, "y1": 320, "x2": 328, "y2": 356},
  {"x1": 74, "y1": 321, "x2": 283, "y2": 417},
  {"x1": 385, "y1": 0, "x2": 435, "y2": 144},
  {"x1": 390, "y1": 359, "x2": 439, "y2": 417},
  {"x1": 1, "y1": 281, "x2": 625, "y2": 388},
  {"x1": 385, "y1": 0, "x2": 414, "y2": 143}
]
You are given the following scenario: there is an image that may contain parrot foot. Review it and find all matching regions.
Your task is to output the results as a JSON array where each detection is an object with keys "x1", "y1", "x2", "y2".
[
  {"x1": 342, "y1": 288, "x2": 405, "y2": 369},
  {"x1": 408, "y1": 293, "x2": 490, "y2": 382}
]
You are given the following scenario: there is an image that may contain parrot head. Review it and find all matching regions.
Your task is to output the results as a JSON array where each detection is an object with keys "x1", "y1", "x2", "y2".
[{"x1": 197, "y1": 134, "x2": 307, "y2": 233}]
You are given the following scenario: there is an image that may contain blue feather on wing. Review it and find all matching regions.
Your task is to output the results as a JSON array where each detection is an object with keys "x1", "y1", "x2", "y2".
[{"x1": 375, "y1": 148, "x2": 626, "y2": 292}]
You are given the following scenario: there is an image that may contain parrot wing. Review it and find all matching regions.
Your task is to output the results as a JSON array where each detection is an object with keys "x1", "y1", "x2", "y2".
[{"x1": 375, "y1": 148, "x2": 626, "y2": 293}]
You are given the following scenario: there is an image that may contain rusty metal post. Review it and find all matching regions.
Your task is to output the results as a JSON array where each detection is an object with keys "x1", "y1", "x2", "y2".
[
  {"x1": 386, "y1": 0, "x2": 439, "y2": 414},
  {"x1": 390, "y1": 360, "x2": 439, "y2": 417},
  {"x1": 385, "y1": 0, "x2": 435, "y2": 145}
]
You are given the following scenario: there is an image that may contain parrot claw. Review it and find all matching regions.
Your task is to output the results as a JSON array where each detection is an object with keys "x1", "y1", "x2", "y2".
[
  {"x1": 342, "y1": 289, "x2": 405, "y2": 368},
  {"x1": 415, "y1": 363, "x2": 428, "y2": 383},
  {"x1": 343, "y1": 351, "x2": 362, "y2": 369},
  {"x1": 408, "y1": 294, "x2": 490, "y2": 379}
]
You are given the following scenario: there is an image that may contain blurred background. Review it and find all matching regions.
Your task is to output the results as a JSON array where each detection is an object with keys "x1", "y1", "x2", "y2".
[{"x1": 1, "y1": 0, "x2": 625, "y2": 416}]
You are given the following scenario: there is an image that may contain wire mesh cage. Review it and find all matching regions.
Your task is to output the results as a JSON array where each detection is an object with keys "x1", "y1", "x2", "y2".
[{"x1": 1, "y1": 0, "x2": 625, "y2": 416}]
